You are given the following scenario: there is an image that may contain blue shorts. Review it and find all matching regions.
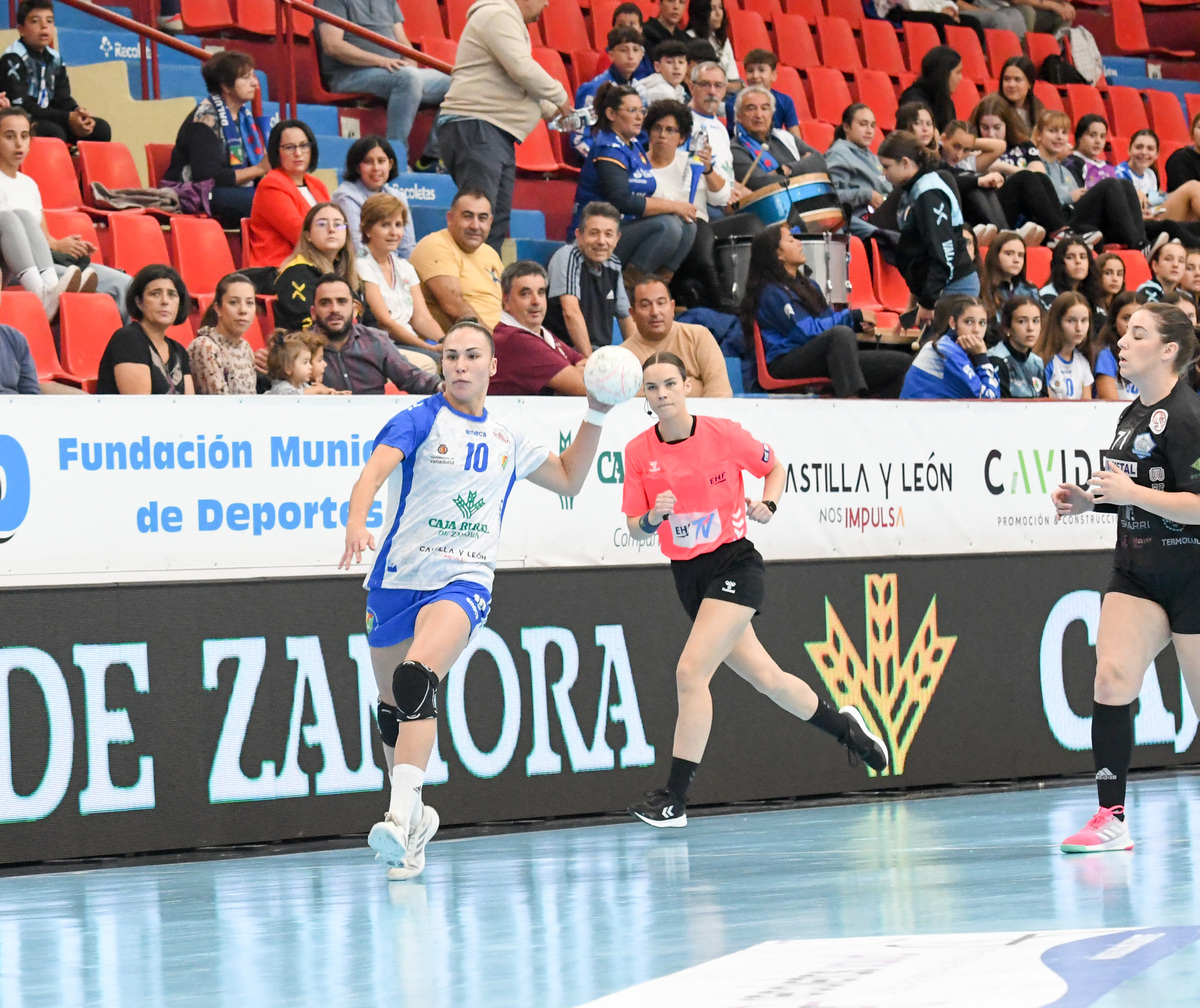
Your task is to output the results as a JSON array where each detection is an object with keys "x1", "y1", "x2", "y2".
[{"x1": 365, "y1": 581, "x2": 492, "y2": 647}]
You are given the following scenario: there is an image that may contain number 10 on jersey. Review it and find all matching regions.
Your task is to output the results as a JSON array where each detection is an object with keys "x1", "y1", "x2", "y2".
[{"x1": 464, "y1": 442, "x2": 489, "y2": 472}]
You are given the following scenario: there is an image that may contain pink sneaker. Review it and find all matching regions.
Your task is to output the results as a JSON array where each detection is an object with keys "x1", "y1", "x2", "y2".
[{"x1": 1060, "y1": 805, "x2": 1134, "y2": 853}]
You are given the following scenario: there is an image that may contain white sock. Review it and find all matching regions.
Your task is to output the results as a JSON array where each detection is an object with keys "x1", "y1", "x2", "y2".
[
  {"x1": 18, "y1": 267, "x2": 42, "y2": 293},
  {"x1": 40, "y1": 268, "x2": 58, "y2": 289},
  {"x1": 388, "y1": 763, "x2": 424, "y2": 827}
]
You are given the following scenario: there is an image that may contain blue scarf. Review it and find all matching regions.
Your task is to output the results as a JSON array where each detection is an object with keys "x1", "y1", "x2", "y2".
[
  {"x1": 210, "y1": 93, "x2": 265, "y2": 171},
  {"x1": 733, "y1": 122, "x2": 778, "y2": 173}
]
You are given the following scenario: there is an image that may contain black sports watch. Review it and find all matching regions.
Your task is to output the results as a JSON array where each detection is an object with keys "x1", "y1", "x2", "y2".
[{"x1": 763, "y1": 500, "x2": 777, "y2": 513}]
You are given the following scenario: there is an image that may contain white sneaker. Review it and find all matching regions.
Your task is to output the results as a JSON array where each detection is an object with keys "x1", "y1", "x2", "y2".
[
  {"x1": 386, "y1": 805, "x2": 440, "y2": 881},
  {"x1": 1016, "y1": 222, "x2": 1046, "y2": 247},
  {"x1": 41, "y1": 265, "x2": 80, "y2": 321},
  {"x1": 79, "y1": 267, "x2": 99, "y2": 293},
  {"x1": 367, "y1": 812, "x2": 409, "y2": 868},
  {"x1": 1080, "y1": 230, "x2": 1104, "y2": 249},
  {"x1": 973, "y1": 223, "x2": 999, "y2": 246}
]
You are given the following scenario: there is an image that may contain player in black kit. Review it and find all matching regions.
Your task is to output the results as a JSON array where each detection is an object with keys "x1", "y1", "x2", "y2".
[{"x1": 1052, "y1": 302, "x2": 1200, "y2": 853}]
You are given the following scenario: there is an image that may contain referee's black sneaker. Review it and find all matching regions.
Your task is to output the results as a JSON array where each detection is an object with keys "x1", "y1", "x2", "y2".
[
  {"x1": 628, "y1": 788, "x2": 688, "y2": 828},
  {"x1": 840, "y1": 706, "x2": 889, "y2": 772}
]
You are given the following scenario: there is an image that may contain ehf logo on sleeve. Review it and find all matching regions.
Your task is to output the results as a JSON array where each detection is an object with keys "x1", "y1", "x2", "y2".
[
  {"x1": 762, "y1": 444, "x2": 771, "y2": 463},
  {"x1": 1150, "y1": 409, "x2": 1168, "y2": 435}
]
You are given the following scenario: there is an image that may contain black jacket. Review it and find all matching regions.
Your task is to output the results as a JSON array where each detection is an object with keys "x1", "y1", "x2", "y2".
[
  {"x1": 0, "y1": 42, "x2": 77, "y2": 130},
  {"x1": 895, "y1": 165, "x2": 975, "y2": 309}
]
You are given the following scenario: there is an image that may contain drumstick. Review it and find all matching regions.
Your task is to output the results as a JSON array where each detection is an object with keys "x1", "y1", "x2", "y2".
[{"x1": 739, "y1": 149, "x2": 765, "y2": 188}]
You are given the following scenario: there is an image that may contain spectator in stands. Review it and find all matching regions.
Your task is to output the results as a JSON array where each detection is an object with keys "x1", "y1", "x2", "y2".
[
  {"x1": 573, "y1": 84, "x2": 697, "y2": 291},
  {"x1": 896, "y1": 101, "x2": 940, "y2": 159},
  {"x1": 622, "y1": 275, "x2": 732, "y2": 396},
  {"x1": 303, "y1": 329, "x2": 347, "y2": 393},
  {"x1": 96, "y1": 264, "x2": 194, "y2": 395},
  {"x1": 1118, "y1": 130, "x2": 1200, "y2": 228},
  {"x1": 1038, "y1": 235, "x2": 1096, "y2": 308},
  {"x1": 1094, "y1": 251, "x2": 1126, "y2": 323},
  {"x1": 1018, "y1": 0, "x2": 1073, "y2": 34},
  {"x1": 333, "y1": 135, "x2": 414, "y2": 259},
  {"x1": 645, "y1": 98, "x2": 749, "y2": 313},
  {"x1": 308, "y1": 274, "x2": 441, "y2": 394},
  {"x1": 273, "y1": 202, "x2": 364, "y2": 332},
  {"x1": 437, "y1": 0, "x2": 570, "y2": 253},
  {"x1": 608, "y1": 3, "x2": 655, "y2": 78},
  {"x1": 688, "y1": 62, "x2": 745, "y2": 213},
  {"x1": 969, "y1": 94, "x2": 1043, "y2": 173},
  {"x1": 1136, "y1": 237, "x2": 1186, "y2": 303},
  {"x1": 878, "y1": 130, "x2": 978, "y2": 327},
  {"x1": 954, "y1": 0, "x2": 1026, "y2": 38},
  {"x1": 189, "y1": 272, "x2": 258, "y2": 395},
  {"x1": 686, "y1": 0, "x2": 739, "y2": 94},
  {"x1": 1184, "y1": 246, "x2": 1200, "y2": 297},
  {"x1": 490, "y1": 261, "x2": 586, "y2": 394},
  {"x1": 643, "y1": 0, "x2": 690, "y2": 52},
  {"x1": 993, "y1": 57, "x2": 1045, "y2": 142},
  {"x1": 156, "y1": 0, "x2": 183, "y2": 32},
  {"x1": 357, "y1": 192, "x2": 443, "y2": 372},
  {"x1": 900, "y1": 294, "x2": 1000, "y2": 399},
  {"x1": 865, "y1": 0, "x2": 972, "y2": 44},
  {"x1": 0, "y1": 312, "x2": 39, "y2": 394},
  {"x1": 898, "y1": 47, "x2": 961, "y2": 132},
  {"x1": 989, "y1": 295, "x2": 1046, "y2": 397},
  {"x1": 574, "y1": 27, "x2": 650, "y2": 158},
  {"x1": 1068, "y1": 114, "x2": 1116, "y2": 190},
  {"x1": 410, "y1": 188, "x2": 504, "y2": 332},
  {"x1": 730, "y1": 87, "x2": 827, "y2": 193},
  {"x1": 546, "y1": 201, "x2": 635, "y2": 354},
  {"x1": 264, "y1": 330, "x2": 315, "y2": 395},
  {"x1": 0, "y1": 1, "x2": 111, "y2": 145},
  {"x1": 641, "y1": 41, "x2": 690, "y2": 106},
  {"x1": 1165, "y1": 113, "x2": 1200, "y2": 193},
  {"x1": 827, "y1": 104, "x2": 897, "y2": 246},
  {"x1": 1035, "y1": 289, "x2": 1093, "y2": 399},
  {"x1": 162, "y1": 50, "x2": 268, "y2": 228},
  {"x1": 0, "y1": 107, "x2": 85, "y2": 320},
  {"x1": 981, "y1": 231, "x2": 1038, "y2": 329},
  {"x1": 743, "y1": 223, "x2": 909, "y2": 397},
  {"x1": 1034, "y1": 111, "x2": 1146, "y2": 250},
  {"x1": 315, "y1": 0, "x2": 449, "y2": 170},
  {"x1": 1089, "y1": 289, "x2": 1138, "y2": 399},
  {"x1": 730, "y1": 50, "x2": 802, "y2": 143},
  {"x1": 247, "y1": 120, "x2": 329, "y2": 268}
]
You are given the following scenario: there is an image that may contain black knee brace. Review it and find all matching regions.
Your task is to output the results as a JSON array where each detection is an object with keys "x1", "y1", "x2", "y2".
[
  {"x1": 392, "y1": 660, "x2": 439, "y2": 721},
  {"x1": 376, "y1": 701, "x2": 401, "y2": 746}
]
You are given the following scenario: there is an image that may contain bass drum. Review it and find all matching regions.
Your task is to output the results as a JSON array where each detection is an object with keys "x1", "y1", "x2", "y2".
[
  {"x1": 799, "y1": 233, "x2": 851, "y2": 307},
  {"x1": 738, "y1": 173, "x2": 845, "y2": 233},
  {"x1": 714, "y1": 234, "x2": 755, "y2": 308}
]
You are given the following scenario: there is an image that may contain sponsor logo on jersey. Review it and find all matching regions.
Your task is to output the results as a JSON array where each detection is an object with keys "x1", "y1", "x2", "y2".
[
  {"x1": 437, "y1": 444, "x2": 448, "y2": 454},
  {"x1": 648, "y1": 460, "x2": 661, "y2": 473},
  {"x1": 464, "y1": 429, "x2": 488, "y2": 437},
  {"x1": 1132, "y1": 433, "x2": 1156, "y2": 459},
  {"x1": 365, "y1": 608, "x2": 377, "y2": 635},
  {"x1": 430, "y1": 444, "x2": 455, "y2": 465},
  {"x1": 453, "y1": 490, "x2": 485, "y2": 520},
  {"x1": 1110, "y1": 458, "x2": 1138, "y2": 477},
  {"x1": 492, "y1": 429, "x2": 510, "y2": 444},
  {"x1": 1150, "y1": 409, "x2": 1168, "y2": 435},
  {"x1": 500, "y1": 452, "x2": 510, "y2": 469},
  {"x1": 721, "y1": 580, "x2": 737, "y2": 593},
  {"x1": 709, "y1": 471, "x2": 727, "y2": 485},
  {"x1": 762, "y1": 444, "x2": 771, "y2": 463},
  {"x1": 1150, "y1": 466, "x2": 1166, "y2": 482}
]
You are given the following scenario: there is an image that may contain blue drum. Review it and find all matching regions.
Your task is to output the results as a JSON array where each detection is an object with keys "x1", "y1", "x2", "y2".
[{"x1": 738, "y1": 173, "x2": 845, "y2": 233}]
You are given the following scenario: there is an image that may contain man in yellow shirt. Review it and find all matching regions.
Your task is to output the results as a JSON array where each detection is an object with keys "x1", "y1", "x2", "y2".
[
  {"x1": 409, "y1": 188, "x2": 504, "y2": 332},
  {"x1": 619, "y1": 277, "x2": 732, "y2": 397}
]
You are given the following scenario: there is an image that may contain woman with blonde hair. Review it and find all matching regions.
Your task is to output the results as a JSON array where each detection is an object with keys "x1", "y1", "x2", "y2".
[{"x1": 272, "y1": 201, "x2": 364, "y2": 331}]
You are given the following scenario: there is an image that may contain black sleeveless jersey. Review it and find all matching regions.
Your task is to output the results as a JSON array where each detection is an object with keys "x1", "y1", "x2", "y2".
[{"x1": 1103, "y1": 381, "x2": 1200, "y2": 571}]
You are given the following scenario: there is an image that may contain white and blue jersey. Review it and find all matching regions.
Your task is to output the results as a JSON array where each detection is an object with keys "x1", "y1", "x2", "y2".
[{"x1": 366, "y1": 394, "x2": 550, "y2": 593}]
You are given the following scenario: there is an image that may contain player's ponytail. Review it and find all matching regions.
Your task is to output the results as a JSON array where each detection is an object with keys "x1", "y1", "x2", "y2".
[{"x1": 1139, "y1": 301, "x2": 1200, "y2": 374}]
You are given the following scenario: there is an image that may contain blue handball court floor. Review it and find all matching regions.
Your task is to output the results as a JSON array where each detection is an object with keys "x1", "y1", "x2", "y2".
[{"x1": 2, "y1": 773, "x2": 1200, "y2": 1008}]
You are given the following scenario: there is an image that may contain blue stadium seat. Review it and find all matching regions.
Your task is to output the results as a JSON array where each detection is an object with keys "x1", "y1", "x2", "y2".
[
  {"x1": 393, "y1": 173, "x2": 458, "y2": 206},
  {"x1": 314, "y1": 134, "x2": 355, "y2": 170},
  {"x1": 509, "y1": 209, "x2": 546, "y2": 240},
  {"x1": 511, "y1": 238, "x2": 562, "y2": 265},
  {"x1": 725, "y1": 358, "x2": 745, "y2": 396},
  {"x1": 409, "y1": 205, "x2": 450, "y2": 236}
]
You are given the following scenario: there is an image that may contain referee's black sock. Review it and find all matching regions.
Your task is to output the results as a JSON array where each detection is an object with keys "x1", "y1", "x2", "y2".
[
  {"x1": 1092, "y1": 701, "x2": 1134, "y2": 818},
  {"x1": 666, "y1": 757, "x2": 700, "y2": 802},
  {"x1": 805, "y1": 698, "x2": 849, "y2": 741}
]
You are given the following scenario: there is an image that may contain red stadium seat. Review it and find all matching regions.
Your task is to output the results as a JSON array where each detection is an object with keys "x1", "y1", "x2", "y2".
[
  {"x1": 541, "y1": 0, "x2": 593, "y2": 54},
  {"x1": 815, "y1": 16, "x2": 862, "y2": 73},
  {"x1": 741, "y1": 0, "x2": 783, "y2": 22},
  {"x1": 1106, "y1": 86, "x2": 1149, "y2": 139},
  {"x1": 984, "y1": 28, "x2": 1022, "y2": 80},
  {"x1": 944, "y1": 25, "x2": 988, "y2": 84},
  {"x1": 855, "y1": 70, "x2": 897, "y2": 130},
  {"x1": 1146, "y1": 90, "x2": 1190, "y2": 144},
  {"x1": 170, "y1": 217, "x2": 238, "y2": 296},
  {"x1": 1111, "y1": 0, "x2": 1193, "y2": 58},
  {"x1": 870, "y1": 238, "x2": 912, "y2": 311},
  {"x1": 569, "y1": 49, "x2": 606, "y2": 93},
  {"x1": 952, "y1": 78, "x2": 981, "y2": 120},
  {"x1": 1023, "y1": 32, "x2": 1060, "y2": 72},
  {"x1": 515, "y1": 120, "x2": 561, "y2": 173},
  {"x1": 805, "y1": 67, "x2": 853, "y2": 126},
  {"x1": 238, "y1": 0, "x2": 310, "y2": 34},
  {"x1": 752, "y1": 322, "x2": 833, "y2": 393},
  {"x1": 144, "y1": 143, "x2": 173, "y2": 188},
  {"x1": 774, "y1": 66, "x2": 812, "y2": 121},
  {"x1": 773, "y1": 16, "x2": 819, "y2": 70},
  {"x1": 421, "y1": 36, "x2": 458, "y2": 66},
  {"x1": 108, "y1": 213, "x2": 171, "y2": 276},
  {"x1": 22, "y1": 136, "x2": 84, "y2": 210},
  {"x1": 180, "y1": 0, "x2": 234, "y2": 33},
  {"x1": 799, "y1": 119, "x2": 834, "y2": 151},
  {"x1": 1115, "y1": 249, "x2": 1152, "y2": 289},
  {"x1": 76, "y1": 141, "x2": 142, "y2": 209},
  {"x1": 903, "y1": 20, "x2": 939, "y2": 75},
  {"x1": 399, "y1": 0, "x2": 447, "y2": 43},
  {"x1": 532, "y1": 47, "x2": 574, "y2": 99},
  {"x1": 847, "y1": 235, "x2": 883, "y2": 312},
  {"x1": 0, "y1": 290, "x2": 83, "y2": 386},
  {"x1": 1186, "y1": 93, "x2": 1200, "y2": 127},
  {"x1": 783, "y1": 0, "x2": 822, "y2": 19},
  {"x1": 59, "y1": 293, "x2": 124, "y2": 390},
  {"x1": 727, "y1": 9, "x2": 773, "y2": 62},
  {"x1": 1061, "y1": 83, "x2": 1106, "y2": 125},
  {"x1": 44, "y1": 209, "x2": 106, "y2": 266},
  {"x1": 860, "y1": 20, "x2": 908, "y2": 80},
  {"x1": 825, "y1": 0, "x2": 863, "y2": 29},
  {"x1": 1032, "y1": 80, "x2": 1065, "y2": 114}
]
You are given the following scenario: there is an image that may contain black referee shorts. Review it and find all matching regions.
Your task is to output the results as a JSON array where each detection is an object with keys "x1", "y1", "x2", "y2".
[
  {"x1": 670, "y1": 539, "x2": 766, "y2": 621},
  {"x1": 1107, "y1": 565, "x2": 1200, "y2": 634}
]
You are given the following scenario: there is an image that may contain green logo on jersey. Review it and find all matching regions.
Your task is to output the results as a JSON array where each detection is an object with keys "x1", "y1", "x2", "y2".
[
  {"x1": 454, "y1": 490, "x2": 485, "y2": 520},
  {"x1": 1192, "y1": 457, "x2": 1200, "y2": 474}
]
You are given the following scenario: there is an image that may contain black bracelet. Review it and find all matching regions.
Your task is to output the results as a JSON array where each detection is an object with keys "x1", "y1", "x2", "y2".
[
  {"x1": 763, "y1": 500, "x2": 777, "y2": 513},
  {"x1": 702, "y1": 167, "x2": 713, "y2": 175},
  {"x1": 639, "y1": 511, "x2": 663, "y2": 534}
]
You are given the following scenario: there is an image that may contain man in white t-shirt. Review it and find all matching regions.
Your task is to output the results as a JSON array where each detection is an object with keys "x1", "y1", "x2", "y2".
[{"x1": 686, "y1": 62, "x2": 749, "y2": 219}]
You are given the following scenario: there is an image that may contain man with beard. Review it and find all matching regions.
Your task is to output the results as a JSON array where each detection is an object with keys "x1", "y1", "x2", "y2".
[{"x1": 310, "y1": 275, "x2": 443, "y2": 395}]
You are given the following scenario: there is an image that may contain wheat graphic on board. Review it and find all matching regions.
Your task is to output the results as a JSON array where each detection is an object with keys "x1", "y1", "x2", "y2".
[{"x1": 805, "y1": 574, "x2": 956, "y2": 776}]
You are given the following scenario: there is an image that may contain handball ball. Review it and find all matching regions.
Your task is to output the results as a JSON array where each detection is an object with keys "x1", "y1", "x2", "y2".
[{"x1": 584, "y1": 345, "x2": 643, "y2": 405}]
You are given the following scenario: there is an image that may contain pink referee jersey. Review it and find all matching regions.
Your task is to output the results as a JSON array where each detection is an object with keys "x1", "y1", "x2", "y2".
[{"x1": 622, "y1": 416, "x2": 776, "y2": 561}]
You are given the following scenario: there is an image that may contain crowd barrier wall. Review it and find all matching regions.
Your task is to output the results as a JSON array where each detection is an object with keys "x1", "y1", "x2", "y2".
[{"x1": 5, "y1": 395, "x2": 1194, "y2": 865}]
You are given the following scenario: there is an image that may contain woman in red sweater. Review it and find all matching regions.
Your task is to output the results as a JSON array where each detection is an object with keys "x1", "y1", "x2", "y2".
[{"x1": 247, "y1": 119, "x2": 329, "y2": 268}]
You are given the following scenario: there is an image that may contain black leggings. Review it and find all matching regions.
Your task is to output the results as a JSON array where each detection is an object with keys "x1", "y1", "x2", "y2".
[
  {"x1": 767, "y1": 325, "x2": 910, "y2": 398},
  {"x1": 998, "y1": 170, "x2": 1068, "y2": 233},
  {"x1": 1067, "y1": 178, "x2": 1145, "y2": 248}
]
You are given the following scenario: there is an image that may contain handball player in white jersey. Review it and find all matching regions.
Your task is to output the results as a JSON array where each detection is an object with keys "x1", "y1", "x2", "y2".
[{"x1": 340, "y1": 320, "x2": 611, "y2": 880}]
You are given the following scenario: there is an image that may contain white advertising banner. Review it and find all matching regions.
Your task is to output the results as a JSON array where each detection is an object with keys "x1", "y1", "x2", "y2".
[{"x1": 0, "y1": 395, "x2": 1126, "y2": 586}]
